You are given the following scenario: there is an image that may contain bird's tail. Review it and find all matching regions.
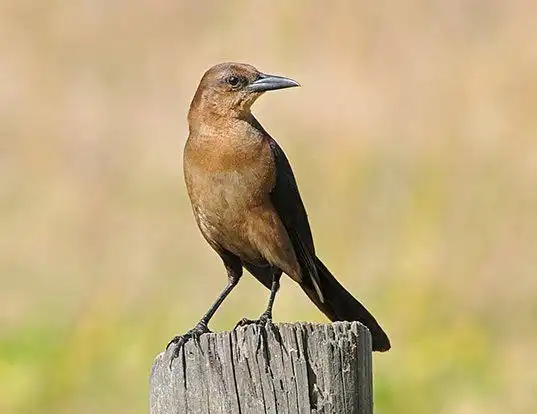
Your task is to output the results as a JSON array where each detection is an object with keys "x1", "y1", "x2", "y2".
[{"x1": 301, "y1": 257, "x2": 391, "y2": 352}]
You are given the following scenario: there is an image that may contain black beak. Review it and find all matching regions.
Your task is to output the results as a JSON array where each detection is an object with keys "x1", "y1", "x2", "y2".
[{"x1": 247, "y1": 73, "x2": 300, "y2": 92}]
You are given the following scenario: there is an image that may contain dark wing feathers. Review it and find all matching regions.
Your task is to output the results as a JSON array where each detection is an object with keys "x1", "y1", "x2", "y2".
[{"x1": 267, "y1": 138, "x2": 324, "y2": 302}]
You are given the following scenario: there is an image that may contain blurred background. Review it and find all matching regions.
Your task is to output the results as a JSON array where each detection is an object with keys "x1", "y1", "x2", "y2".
[{"x1": 1, "y1": 0, "x2": 537, "y2": 413}]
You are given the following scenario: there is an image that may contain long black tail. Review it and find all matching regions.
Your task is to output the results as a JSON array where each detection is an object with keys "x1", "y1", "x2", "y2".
[{"x1": 302, "y1": 257, "x2": 391, "y2": 352}]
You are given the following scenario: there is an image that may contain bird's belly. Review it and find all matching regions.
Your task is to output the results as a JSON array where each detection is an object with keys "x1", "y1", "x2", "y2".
[
  {"x1": 190, "y1": 169, "x2": 269, "y2": 263},
  {"x1": 196, "y1": 208, "x2": 264, "y2": 264}
]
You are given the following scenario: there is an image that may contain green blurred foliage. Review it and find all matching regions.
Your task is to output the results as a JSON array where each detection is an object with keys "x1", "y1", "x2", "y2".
[{"x1": 1, "y1": 1, "x2": 537, "y2": 413}]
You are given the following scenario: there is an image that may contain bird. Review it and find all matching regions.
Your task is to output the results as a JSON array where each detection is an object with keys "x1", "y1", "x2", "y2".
[{"x1": 167, "y1": 62, "x2": 390, "y2": 363}]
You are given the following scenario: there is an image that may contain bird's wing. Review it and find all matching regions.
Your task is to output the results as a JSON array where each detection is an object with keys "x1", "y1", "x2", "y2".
[{"x1": 267, "y1": 137, "x2": 324, "y2": 302}]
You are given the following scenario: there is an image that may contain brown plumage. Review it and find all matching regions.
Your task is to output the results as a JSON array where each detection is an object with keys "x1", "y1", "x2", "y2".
[{"x1": 167, "y1": 62, "x2": 390, "y2": 364}]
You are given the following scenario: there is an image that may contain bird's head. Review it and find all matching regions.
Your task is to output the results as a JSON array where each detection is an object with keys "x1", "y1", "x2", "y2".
[{"x1": 188, "y1": 62, "x2": 299, "y2": 123}]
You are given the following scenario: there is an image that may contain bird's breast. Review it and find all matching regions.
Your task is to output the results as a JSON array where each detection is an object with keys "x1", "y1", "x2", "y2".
[
  {"x1": 184, "y1": 139, "x2": 275, "y2": 206},
  {"x1": 183, "y1": 135, "x2": 276, "y2": 256},
  {"x1": 187, "y1": 161, "x2": 274, "y2": 215}
]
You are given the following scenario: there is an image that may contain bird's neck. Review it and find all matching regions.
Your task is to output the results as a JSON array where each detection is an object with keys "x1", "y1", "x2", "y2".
[{"x1": 188, "y1": 108, "x2": 267, "y2": 144}]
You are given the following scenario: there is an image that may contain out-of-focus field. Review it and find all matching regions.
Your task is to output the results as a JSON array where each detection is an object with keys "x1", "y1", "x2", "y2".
[{"x1": 1, "y1": 1, "x2": 536, "y2": 413}]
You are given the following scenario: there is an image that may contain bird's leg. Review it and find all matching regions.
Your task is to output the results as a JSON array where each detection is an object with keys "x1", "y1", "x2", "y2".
[
  {"x1": 166, "y1": 280, "x2": 233, "y2": 349},
  {"x1": 235, "y1": 270, "x2": 281, "y2": 328},
  {"x1": 259, "y1": 271, "x2": 281, "y2": 323},
  {"x1": 167, "y1": 254, "x2": 242, "y2": 366}
]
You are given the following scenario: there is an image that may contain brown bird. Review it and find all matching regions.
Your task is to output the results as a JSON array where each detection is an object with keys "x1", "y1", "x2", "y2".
[{"x1": 167, "y1": 62, "x2": 390, "y2": 362}]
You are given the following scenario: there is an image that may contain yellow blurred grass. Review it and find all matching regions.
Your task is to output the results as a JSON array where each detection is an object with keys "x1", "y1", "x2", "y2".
[{"x1": 1, "y1": 1, "x2": 537, "y2": 413}]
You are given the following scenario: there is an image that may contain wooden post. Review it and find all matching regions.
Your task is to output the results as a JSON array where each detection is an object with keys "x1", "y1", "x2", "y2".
[{"x1": 150, "y1": 321, "x2": 373, "y2": 414}]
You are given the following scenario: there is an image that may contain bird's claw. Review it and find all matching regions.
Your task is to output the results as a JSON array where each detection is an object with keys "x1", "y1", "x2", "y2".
[
  {"x1": 234, "y1": 312, "x2": 273, "y2": 329},
  {"x1": 167, "y1": 322, "x2": 211, "y2": 368}
]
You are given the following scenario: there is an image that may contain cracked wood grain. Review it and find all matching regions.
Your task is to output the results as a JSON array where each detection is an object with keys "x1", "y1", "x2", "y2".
[{"x1": 150, "y1": 322, "x2": 373, "y2": 414}]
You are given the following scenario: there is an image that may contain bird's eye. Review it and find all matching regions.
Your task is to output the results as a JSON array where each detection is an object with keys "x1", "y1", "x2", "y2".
[{"x1": 227, "y1": 76, "x2": 241, "y2": 87}]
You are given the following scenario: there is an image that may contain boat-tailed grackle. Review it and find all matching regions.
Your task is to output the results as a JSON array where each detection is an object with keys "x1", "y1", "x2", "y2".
[{"x1": 167, "y1": 63, "x2": 390, "y2": 364}]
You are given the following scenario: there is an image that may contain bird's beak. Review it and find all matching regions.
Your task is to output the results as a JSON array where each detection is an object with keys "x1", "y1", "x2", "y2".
[{"x1": 247, "y1": 73, "x2": 300, "y2": 92}]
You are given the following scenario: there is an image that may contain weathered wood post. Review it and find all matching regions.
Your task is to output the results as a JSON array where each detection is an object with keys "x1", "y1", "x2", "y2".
[{"x1": 150, "y1": 321, "x2": 373, "y2": 414}]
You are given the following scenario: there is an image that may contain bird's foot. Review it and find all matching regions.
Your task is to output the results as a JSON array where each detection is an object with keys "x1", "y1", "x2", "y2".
[
  {"x1": 166, "y1": 321, "x2": 211, "y2": 368},
  {"x1": 234, "y1": 311, "x2": 273, "y2": 329}
]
